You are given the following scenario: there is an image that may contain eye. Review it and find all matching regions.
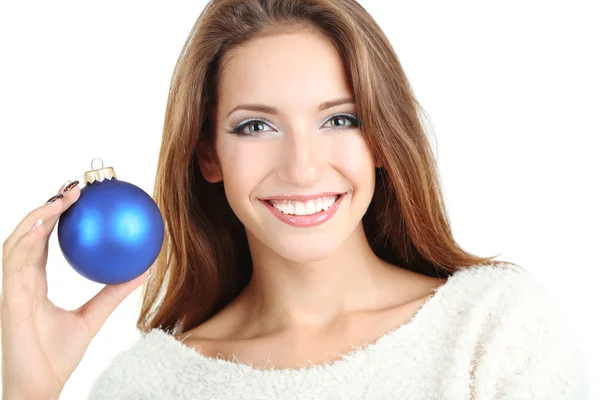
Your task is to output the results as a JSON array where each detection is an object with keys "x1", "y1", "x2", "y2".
[
  {"x1": 227, "y1": 117, "x2": 275, "y2": 137},
  {"x1": 321, "y1": 113, "x2": 360, "y2": 130},
  {"x1": 227, "y1": 113, "x2": 361, "y2": 137}
]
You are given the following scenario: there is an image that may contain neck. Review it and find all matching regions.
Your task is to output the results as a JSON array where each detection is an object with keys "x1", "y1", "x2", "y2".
[{"x1": 237, "y1": 222, "x2": 401, "y2": 332}]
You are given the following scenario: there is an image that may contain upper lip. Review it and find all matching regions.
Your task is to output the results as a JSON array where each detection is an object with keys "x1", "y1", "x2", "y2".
[{"x1": 260, "y1": 192, "x2": 345, "y2": 201}]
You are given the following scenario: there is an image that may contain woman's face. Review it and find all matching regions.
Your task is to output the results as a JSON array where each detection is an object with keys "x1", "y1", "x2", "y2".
[{"x1": 202, "y1": 30, "x2": 377, "y2": 263}]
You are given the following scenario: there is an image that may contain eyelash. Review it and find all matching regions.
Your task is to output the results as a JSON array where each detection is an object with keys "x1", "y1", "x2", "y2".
[{"x1": 226, "y1": 113, "x2": 361, "y2": 137}]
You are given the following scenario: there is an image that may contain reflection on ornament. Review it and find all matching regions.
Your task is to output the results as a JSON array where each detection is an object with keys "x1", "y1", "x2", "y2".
[{"x1": 58, "y1": 158, "x2": 164, "y2": 285}]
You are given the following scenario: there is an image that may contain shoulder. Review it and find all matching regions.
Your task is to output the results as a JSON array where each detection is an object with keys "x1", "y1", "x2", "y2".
[
  {"x1": 88, "y1": 330, "x2": 160, "y2": 399},
  {"x1": 445, "y1": 262, "x2": 553, "y2": 312},
  {"x1": 404, "y1": 262, "x2": 559, "y2": 342},
  {"x1": 88, "y1": 328, "x2": 202, "y2": 399},
  {"x1": 447, "y1": 262, "x2": 577, "y2": 338},
  {"x1": 449, "y1": 263, "x2": 589, "y2": 399},
  {"x1": 449, "y1": 261, "x2": 530, "y2": 287}
]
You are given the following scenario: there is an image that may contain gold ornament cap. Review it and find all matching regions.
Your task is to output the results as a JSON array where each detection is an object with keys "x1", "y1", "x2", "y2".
[{"x1": 83, "y1": 158, "x2": 117, "y2": 185}]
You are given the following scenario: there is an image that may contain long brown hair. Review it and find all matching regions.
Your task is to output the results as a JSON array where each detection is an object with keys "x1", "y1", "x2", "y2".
[{"x1": 136, "y1": 0, "x2": 518, "y2": 335}]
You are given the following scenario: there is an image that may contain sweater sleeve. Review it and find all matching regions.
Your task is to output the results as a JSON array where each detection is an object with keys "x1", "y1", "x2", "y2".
[{"x1": 471, "y1": 268, "x2": 589, "y2": 400}]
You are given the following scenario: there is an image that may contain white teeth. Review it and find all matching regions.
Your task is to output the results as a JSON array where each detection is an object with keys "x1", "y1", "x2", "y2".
[
  {"x1": 306, "y1": 201, "x2": 316, "y2": 215},
  {"x1": 269, "y1": 195, "x2": 339, "y2": 216},
  {"x1": 295, "y1": 202, "x2": 306, "y2": 215}
]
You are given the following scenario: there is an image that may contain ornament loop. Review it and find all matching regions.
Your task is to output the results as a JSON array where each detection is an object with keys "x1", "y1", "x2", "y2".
[
  {"x1": 84, "y1": 158, "x2": 117, "y2": 185},
  {"x1": 91, "y1": 158, "x2": 105, "y2": 171}
]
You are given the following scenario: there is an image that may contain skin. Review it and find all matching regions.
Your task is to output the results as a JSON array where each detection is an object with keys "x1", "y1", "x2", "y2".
[
  {"x1": 1, "y1": 183, "x2": 149, "y2": 399},
  {"x1": 180, "y1": 29, "x2": 448, "y2": 370}
]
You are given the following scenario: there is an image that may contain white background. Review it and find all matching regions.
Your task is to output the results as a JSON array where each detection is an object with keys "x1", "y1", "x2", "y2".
[{"x1": 0, "y1": 1, "x2": 598, "y2": 399}]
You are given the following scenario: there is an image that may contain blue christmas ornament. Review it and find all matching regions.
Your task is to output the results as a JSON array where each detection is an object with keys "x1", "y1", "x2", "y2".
[{"x1": 58, "y1": 158, "x2": 164, "y2": 285}]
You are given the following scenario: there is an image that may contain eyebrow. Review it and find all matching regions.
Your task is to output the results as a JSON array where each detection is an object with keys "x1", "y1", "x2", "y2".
[{"x1": 226, "y1": 97, "x2": 355, "y2": 118}]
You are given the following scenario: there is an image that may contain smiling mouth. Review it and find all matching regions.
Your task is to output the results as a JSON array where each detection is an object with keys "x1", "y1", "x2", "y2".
[
  {"x1": 264, "y1": 194, "x2": 342, "y2": 216},
  {"x1": 259, "y1": 193, "x2": 346, "y2": 228}
]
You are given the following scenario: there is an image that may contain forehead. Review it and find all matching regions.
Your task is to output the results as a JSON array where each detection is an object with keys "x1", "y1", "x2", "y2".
[{"x1": 218, "y1": 31, "x2": 353, "y2": 114}]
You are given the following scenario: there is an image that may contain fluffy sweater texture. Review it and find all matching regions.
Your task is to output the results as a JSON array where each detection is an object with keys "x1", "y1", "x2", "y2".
[{"x1": 87, "y1": 264, "x2": 588, "y2": 399}]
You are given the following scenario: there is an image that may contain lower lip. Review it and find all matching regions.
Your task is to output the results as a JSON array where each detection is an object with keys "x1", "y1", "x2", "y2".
[{"x1": 260, "y1": 193, "x2": 346, "y2": 228}]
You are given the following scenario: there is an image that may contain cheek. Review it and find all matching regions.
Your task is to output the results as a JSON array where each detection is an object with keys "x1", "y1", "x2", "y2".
[
  {"x1": 218, "y1": 140, "x2": 274, "y2": 199},
  {"x1": 330, "y1": 132, "x2": 376, "y2": 187}
]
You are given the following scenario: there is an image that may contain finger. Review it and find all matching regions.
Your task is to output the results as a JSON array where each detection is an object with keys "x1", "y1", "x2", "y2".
[
  {"x1": 44, "y1": 180, "x2": 80, "y2": 238},
  {"x1": 75, "y1": 272, "x2": 151, "y2": 339},
  {"x1": 1, "y1": 217, "x2": 48, "y2": 280},
  {"x1": 2, "y1": 182, "x2": 80, "y2": 260},
  {"x1": 3, "y1": 180, "x2": 75, "y2": 251}
]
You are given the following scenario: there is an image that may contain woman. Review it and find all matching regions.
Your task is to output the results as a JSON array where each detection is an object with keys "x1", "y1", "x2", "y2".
[{"x1": 1, "y1": 0, "x2": 586, "y2": 399}]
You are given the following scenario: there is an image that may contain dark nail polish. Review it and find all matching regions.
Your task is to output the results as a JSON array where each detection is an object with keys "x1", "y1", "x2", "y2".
[
  {"x1": 45, "y1": 193, "x2": 63, "y2": 205},
  {"x1": 62, "y1": 180, "x2": 80, "y2": 194}
]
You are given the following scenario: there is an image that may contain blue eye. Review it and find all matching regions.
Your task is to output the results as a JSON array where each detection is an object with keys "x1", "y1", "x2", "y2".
[{"x1": 227, "y1": 113, "x2": 361, "y2": 137}]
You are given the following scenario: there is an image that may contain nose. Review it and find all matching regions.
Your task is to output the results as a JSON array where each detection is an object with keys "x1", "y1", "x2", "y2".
[{"x1": 277, "y1": 125, "x2": 324, "y2": 187}]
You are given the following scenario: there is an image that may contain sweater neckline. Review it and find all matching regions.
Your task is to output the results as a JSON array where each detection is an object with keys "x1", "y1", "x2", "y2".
[{"x1": 149, "y1": 267, "x2": 466, "y2": 375}]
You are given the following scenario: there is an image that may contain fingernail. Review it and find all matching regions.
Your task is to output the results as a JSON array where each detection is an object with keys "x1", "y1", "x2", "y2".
[
  {"x1": 29, "y1": 218, "x2": 43, "y2": 233},
  {"x1": 45, "y1": 193, "x2": 63, "y2": 205},
  {"x1": 62, "y1": 180, "x2": 79, "y2": 195},
  {"x1": 58, "y1": 180, "x2": 72, "y2": 194}
]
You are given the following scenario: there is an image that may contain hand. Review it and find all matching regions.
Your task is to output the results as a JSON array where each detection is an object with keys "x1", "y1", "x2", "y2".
[{"x1": 1, "y1": 181, "x2": 149, "y2": 399}]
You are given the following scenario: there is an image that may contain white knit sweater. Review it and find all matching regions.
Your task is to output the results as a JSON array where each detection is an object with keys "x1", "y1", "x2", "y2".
[{"x1": 87, "y1": 264, "x2": 588, "y2": 399}]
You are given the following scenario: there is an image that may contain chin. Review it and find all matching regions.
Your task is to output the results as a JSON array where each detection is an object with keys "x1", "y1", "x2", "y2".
[
  {"x1": 266, "y1": 233, "x2": 349, "y2": 264},
  {"x1": 274, "y1": 245, "x2": 339, "y2": 264}
]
